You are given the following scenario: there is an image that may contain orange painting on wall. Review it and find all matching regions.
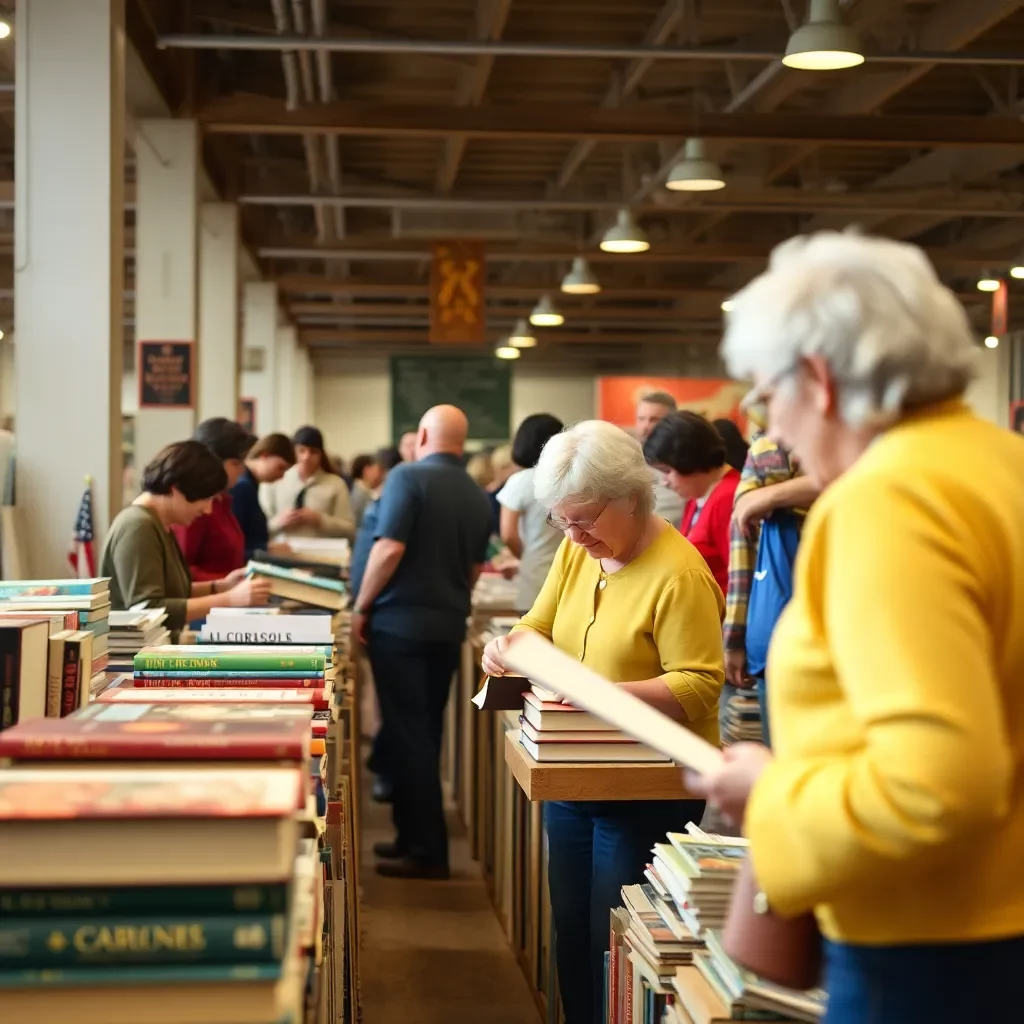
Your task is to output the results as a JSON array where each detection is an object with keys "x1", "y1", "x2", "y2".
[{"x1": 597, "y1": 377, "x2": 749, "y2": 435}]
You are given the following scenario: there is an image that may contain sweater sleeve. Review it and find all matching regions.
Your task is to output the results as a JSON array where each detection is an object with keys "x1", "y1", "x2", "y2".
[
  {"x1": 110, "y1": 519, "x2": 189, "y2": 631},
  {"x1": 653, "y1": 569, "x2": 725, "y2": 721},
  {"x1": 317, "y1": 477, "x2": 356, "y2": 540},
  {"x1": 745, "y1": 477, "x2": 1013, "y2": 917}
]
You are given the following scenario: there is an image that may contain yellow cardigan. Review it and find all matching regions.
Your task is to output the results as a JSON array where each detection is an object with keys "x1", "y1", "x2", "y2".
[
  {"x1": 747, "y1": 400, "x2": 1024, "y2": 944},
  {"x1": 515, "y1": 523, "x2": 724, "y2": 745}
]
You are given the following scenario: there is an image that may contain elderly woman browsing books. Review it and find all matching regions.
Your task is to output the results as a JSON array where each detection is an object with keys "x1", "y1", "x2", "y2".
[
  {"x1": 481, "y1": 419, "x2": 724, "y2": 1024},
  {"x1": 689, "y1": 231, "x2": 1024, "y2": 1024},
  {"x1": 100, "y1": 441, "x2": 271, "y2": 641}
]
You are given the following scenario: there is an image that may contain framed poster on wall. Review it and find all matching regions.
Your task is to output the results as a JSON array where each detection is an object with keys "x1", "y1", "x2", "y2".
[
  {"x1": 597, "y1": 377, "x2": 749, "y2": 435},
  {"x1": 138, "y1": 341, "x2": 194, "y2": 409}
]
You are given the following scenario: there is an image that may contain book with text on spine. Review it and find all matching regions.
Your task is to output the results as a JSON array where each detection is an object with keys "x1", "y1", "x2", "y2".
[
  {"x1": 96, "y1": 686, "x2": 332, "y2": 710},
  {"x1": 133, "y1": 645, "x2": 326, "y2": 673}
]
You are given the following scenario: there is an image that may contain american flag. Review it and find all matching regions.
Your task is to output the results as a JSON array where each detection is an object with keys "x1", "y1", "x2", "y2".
[{"x1": 68, "y1": 482, "x2": 96, "y2": 578}]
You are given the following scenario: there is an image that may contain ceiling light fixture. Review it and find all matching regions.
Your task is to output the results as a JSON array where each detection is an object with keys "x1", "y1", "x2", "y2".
[
  {"x1": 977, "y1": 271, "x2": 1001, "y2": 293},
  {"x1": 985, "y1": 335, "x2": 1000, "y2": 349},
  {"x1": 666, "y1": 139, "x2": 726, "y2": 192},
  {"x1": 509, "y1": 319, "x2": 538, "y2": 348},
  {"x1": 495, "y1": 342, "x2": 521, "y2": 360},
  {"x1": 560, "y1": 257, "x2": 601, "y2": 295},
  {"x1": 782, "y1": 0, "x2": 865, "y2": 71},
  {"x1": 1010, "y1": 258, "x2": 1024, "y2": 280},
  {"x1": 529, "y1": 294, "x2": 565, "y2": 327},
  {"x1": 0, "y1": 20, "x2": 10, "y2": 41},
  {"x1": 720, "y1": 299, "x2": 735, "y2": 313},
  {"x1": 599, "y1": 208, "x2": 650, "y2": 254}
]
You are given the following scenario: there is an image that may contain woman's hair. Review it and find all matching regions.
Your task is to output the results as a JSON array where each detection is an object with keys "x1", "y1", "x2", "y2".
[
  {"x1": 534, "y1": 420, "x2": 654, "y2": 518},
  {"x1": 292, "y1": 425, "x2": 339, "y2": 475},
  {"x1": 712, "y1": 418, "x2": 749, "y2": 472},
  {"x1": 376, "y1": 446, "x2": 403, "y2": 472},
  {"x1": 143, "y1": 441, "x2": 228, "y2": 502},
  {"x1": 466, "y1": 452, "x2": 494, "y2": 488},
  {"x1": 192, "y1": 417, "x2": 256, "y2": 463},
  {"x1": 491, "y1": 444, "x2": 514, "y2": 476},
  {"x1": 351, "y1": 453, "x2": 377, "y2": 481},
  {"x1": 721, "y1": 230, "x2": 978, "y2": 427},
  {"x1": 248, "y1": 432, "x2": 296, "y2": 465},
  {"x1": 512, "y1": 413, "x2": 564, "y2": 469},
  {"x1": 643, "y1": 412, "x2": 726, "y2": 476}
]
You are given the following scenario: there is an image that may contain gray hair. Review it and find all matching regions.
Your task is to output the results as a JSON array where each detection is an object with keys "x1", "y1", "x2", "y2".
[
  {"x1": 638, "y1": 390, "x2": 677, "y2": 411},
  {"x1": 533, "y1": 420, "x2": 654, "y2": 517},
  {"x1": 720, "y1": 231, "x2": 978, "y2": 427}
]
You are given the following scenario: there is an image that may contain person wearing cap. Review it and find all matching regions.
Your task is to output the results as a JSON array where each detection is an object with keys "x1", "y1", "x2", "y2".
[
  {"x1": 263, "y1": 425, "x2": 356, "y2": 542},
  {"x1": 171, "y1": 417, "x2": 256, "y2": 581}
]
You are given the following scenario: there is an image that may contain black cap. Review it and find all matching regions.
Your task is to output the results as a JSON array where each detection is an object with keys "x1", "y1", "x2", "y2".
[
  {"x1": 193, "y1": 417, "x2": 257, "y2": 463},
  {"x1": 293, "y1": 425, "x2": 325, "y2": 451}
]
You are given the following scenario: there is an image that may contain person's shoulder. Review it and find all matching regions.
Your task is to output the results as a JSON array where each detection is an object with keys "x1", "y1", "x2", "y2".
[
  {"x1": 108, "y1": 505, "x2": 161, "y2": 543},
  {"x1": 652, "y1": 523, "x2": 720, "y2": 577},
  {"x1": 498, "y1": 467, "x2": 532, "y2": 508}
]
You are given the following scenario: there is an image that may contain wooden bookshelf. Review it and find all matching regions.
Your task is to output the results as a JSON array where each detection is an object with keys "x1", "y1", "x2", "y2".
[{"x1": 504, "y1": 730, "x2": 691, "y2": 802}]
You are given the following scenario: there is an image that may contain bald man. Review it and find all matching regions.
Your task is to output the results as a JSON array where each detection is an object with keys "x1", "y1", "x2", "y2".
[{"x1": 353, "y1": 405, "x2": 492, "y2": 879}]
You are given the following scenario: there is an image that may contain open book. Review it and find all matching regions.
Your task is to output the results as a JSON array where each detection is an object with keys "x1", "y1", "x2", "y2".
[{"x1": 503, "y1": 631, "x2": 724, "y2": 775}]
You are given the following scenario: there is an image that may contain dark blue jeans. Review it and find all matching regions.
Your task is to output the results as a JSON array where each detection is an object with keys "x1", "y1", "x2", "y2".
[
  {"x1": 544, "y1": 798, "x2": 704, "y2": 1024},
  {"x1": 825, "y1": 935, "x2": 1024, "y2": 1023}
]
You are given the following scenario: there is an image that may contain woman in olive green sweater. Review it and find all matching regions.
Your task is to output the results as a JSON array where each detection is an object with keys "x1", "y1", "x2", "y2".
[{"x1": 100, "y1": 441, "x2": 270, "y2": 638}]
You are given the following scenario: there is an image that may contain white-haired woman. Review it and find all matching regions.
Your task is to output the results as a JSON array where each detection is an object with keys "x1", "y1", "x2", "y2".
[
  {"x1": 481, "y1": 420, "x2": 724, "y2": 1024},
  {"x1": 689, "y1": 231, "x2": 1024, "y2": 1024}
]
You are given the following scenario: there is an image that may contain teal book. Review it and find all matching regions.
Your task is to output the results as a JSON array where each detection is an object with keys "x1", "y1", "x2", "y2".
[
  {"x1": 246, "y1": 561, "x2": 345, "y2": 595},
  {"x1": 0, "y1": 883, "x2": 288, "y2": 918},
  {"x1": 0, "y1": 913, "x2": 287, "y2": 968},
  {"x1": 0, "y1": 579, "x2": 108, "y2": 599},
  {"x1": 0, "y1": 961, "x2": 283, "y2": 988}
]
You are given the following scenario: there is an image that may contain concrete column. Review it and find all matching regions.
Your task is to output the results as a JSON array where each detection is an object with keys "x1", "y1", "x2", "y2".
[
  {"x1": 197, "y1": 203, "x2": 240, "y2": 422},
  {"x1": 292, "y1": 346, "x2": 313, "y2": 427},
  {"x1": 15, "y1": 0, "x2": 125, "y2": 576},
  {"x1": 275, "y1": 325, "x2": 298, "y2": 435},
  {"x1": 240, "y1": 282, "x2": 278, "y2": 434},
  {"x1": 134, "y1": 119, "x2": 199, "y2": 468}
]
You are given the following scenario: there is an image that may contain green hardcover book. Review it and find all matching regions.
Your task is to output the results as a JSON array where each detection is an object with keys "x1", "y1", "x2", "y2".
[
  {"x1": 0, "y1": 913, "x2": 287, "y2": 968},
  {"x1": 133, "y1": 645, "x2": 326, "y2": 673},
  {"x1": 0, "y1": 883, "x2": 289, "y2": 919},
  {"x1": 0, "y1": 961, "x2": 283, "y2": 988}
]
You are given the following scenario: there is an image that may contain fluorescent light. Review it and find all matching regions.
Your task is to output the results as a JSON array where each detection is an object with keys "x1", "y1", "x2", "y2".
[
  {"x1": 600, "y1": 208, "x2": 650, "y2": 254},
  {"x1": 529, "y1": 294, "x2": 565, "y2": 327},
  {"x1": 666, "y1": 139, "x2": 726, "y2": 192},
  {"x1": 495, "y1": 344, "x2": 521, "y2": 360},
  {"x1": 977, "y1": 273, "x2": 1001, "y2": 293},
  {"x1": 720, "y1": 299, "x2": 735, "y2": 313},
  {"x1": 560, "y1": 257, "x2": 601, "y2": 295},
  {"x1": 508, "y1": 319, "x2": 537, "y2": 348},
  {"x1": 984, "y1": 336, "x2": 1000, "y2": 349},
  {"x1": 782, "y1": 0, "x2": 864, "y2": 71}
]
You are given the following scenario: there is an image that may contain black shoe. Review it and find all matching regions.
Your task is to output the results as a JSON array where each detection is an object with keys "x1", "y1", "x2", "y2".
[
  {"x1": 374, "y1": 857, "x2": 450, "y2": 880},
  {"x1": 372, "y1": 840, "x2": 406, "y2": 860},
  {"x1": 371, "y1": 779, "x2": 394, "y2": 803}
]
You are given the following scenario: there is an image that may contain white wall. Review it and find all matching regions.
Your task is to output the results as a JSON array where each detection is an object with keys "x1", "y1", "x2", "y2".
[{"x1": 966, "y1": 341, "x2": 1011, "y2": 428}]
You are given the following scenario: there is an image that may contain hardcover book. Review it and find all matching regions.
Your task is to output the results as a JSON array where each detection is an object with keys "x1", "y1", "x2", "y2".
[
  {"x1": 95, "y1": 687, "x2": 332, "y2": 710},
  {"x1": 0, "y1": 579, "x2": 109, "y2": 599},
  {"x1": 133, "y1": 646, "x2": 327, "y2": 673}
]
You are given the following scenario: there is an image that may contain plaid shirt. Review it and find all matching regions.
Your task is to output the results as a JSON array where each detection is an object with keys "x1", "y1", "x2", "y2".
[{"x1": 722, "y1": 433, "x2": 802, "y2": 654}]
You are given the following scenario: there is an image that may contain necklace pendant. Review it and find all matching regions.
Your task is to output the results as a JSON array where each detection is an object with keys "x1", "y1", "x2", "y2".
[{"x1": 598, "y1": 578, "x2": 607, "y2": 590}]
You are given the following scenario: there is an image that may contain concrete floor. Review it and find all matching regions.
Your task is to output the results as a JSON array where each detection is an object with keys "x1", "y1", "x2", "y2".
[{"x1": 358, "y1": 779, "x2": 541, "y2": 1024}]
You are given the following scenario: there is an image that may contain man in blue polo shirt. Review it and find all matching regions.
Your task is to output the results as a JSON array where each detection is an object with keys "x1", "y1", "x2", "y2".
[{"x1": 352, "y1": 405, "x2": 492, "y2": 879}]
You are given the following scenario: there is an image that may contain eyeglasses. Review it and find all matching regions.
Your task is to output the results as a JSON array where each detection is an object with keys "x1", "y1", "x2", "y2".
[
  {"x1": 740, "y1": 362, "x2": 799, "y2": 416},
  {"x1": 546, "y1": 499, "x2": 610, "y2": 533}
]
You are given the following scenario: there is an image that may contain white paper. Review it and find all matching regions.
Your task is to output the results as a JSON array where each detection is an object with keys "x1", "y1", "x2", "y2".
[{"x1": 503, "y1": 631, "x2": 725, "y2": 775}]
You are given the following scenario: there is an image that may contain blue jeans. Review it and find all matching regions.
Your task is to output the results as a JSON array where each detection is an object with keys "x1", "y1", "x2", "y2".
[
  {"x1": 825, "y1": 935, "x2": 1024, "y2": 1023},
  {"x1": 544, "y1": 798, "x2": 704, "y2": 1024}
]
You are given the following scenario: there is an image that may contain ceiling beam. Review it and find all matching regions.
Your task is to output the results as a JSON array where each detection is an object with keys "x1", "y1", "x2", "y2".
[
  {"x1": 286, "y1": 301, "x2": 730, "y2": 320},
  {"x1": 298, "y1": 328, "x2": 724, "y2": 346},
  {"x1": 199, "y1": 98, "x2": 1024, "y2": 147}
]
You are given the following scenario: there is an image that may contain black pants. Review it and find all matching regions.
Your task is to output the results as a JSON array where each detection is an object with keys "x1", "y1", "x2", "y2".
[{"x1": 367, "y1": 627, "x2": 461, "y2": 867}]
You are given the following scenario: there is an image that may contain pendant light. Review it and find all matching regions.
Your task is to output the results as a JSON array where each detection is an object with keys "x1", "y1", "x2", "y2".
[
  {"x1": 509, "y1": 319, "x2": 538, "y2": 348},
  {"x1": 984, "y1": 335, "x2": 1000, "y2": 349},
  {"x1": 720, "y1": 299, "x2": 735, "y2": 313},
  {"x1": 977, "y1": 271, "x2": 1001, "y2": 293},
  {"x1": 782, "y1": 0, "x2": 865, "y2": 71},
  {"x1": 1010, "y1": 256, "x2": 1024, "y2": 280},
  {"x1": 495, "y1": 341, "x2": 521, "y2": 360},
  {"x1": 560, "y1": 257, "x2": 601, "y2": 295},
  {"x1": 600, "y1": 209, "x2": 650, "y2": 254},
  {"x1": 666, "y1": 139, "x2": 726, "y2": 192},
  {"x1": 529, "y1": 294, "x2": 565, "y2": 327}
]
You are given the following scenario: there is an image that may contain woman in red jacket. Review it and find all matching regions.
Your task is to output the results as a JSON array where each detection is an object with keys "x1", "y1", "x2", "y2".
[
  {"x1": 642, "y1": 411, "x2": 740, "y2": 595},
  {"x1": 172, "y1": 417, "x2": 257, "y2": 582}
]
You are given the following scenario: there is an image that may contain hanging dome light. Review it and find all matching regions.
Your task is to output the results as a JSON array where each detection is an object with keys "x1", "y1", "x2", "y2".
[
  {"x1": 782, "y1": 0, "x2": 865, "y2": 71},
  {"x1": 560, "y1": 257, "x2": 601, "y2": 295},
  {"x1": 720, "y1": 299, "x2": 735, "y2": 313},
  {"x1": 977, "y1": 271, "x2": 1001, "y2": 293},
  {"x1": 1010, "y1": 256, "x2": 1024, "y2": 280},
  {"x1": 508, "y1": 319, "x2": 538, "y2": 348},
  {"x1": 529, "y1": 294, "x2": 565, "y2": 327},
  {"x1": 984, "y1": 335, "x2": 1000, "y2": 349},
  {"x1": 666, "y1": 139, "x2": 726, "y2": 192},
  {"x1": 495, "y1": 342, "x2": 521, "y2": 360},
  {"x1": 599, "y1": 208, "x2": 650, "y2": 254}
]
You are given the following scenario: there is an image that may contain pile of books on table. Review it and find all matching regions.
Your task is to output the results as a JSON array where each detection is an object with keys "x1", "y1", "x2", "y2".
[
  {"x1": 106, "y1": 608, "x2": 170, "y2": 675},
  {"x1": 245, "y1": 561, "x2": 346, "y2": 612},
  {"x1": 0, "y1": 702, "x2": 326, "y2": 1024},
  {"x1": 719, "y1": 684, "x2": 763, "y2": 745}
]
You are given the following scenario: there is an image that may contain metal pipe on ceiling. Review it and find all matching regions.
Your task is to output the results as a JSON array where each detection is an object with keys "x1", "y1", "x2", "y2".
[{"x1": 158, "y1": 34, "x2": 1024, "y2": 68}]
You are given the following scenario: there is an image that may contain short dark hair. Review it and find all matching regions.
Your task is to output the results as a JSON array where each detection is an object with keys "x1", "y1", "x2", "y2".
[
  {"x1": 643, "y1": 411, "x2": 726, "y2": 475},
  {"x1": 511, "y1": 413, "x2": 564, "y2": 469},
  {"x1": 712, "y1": 419, "x2": 749, "y2": 472},
  {"x1": 248, "y1": 432, "x2": 296, "y2": 465},
  {"x1": 193, "y1": 417, "x2": 256, "y2": 463},
  {"x1": 351, "y1": 453, "x2": 376, "y2": 481},
  {"x1": 143, "y1": 440, "x2": 228, "y2": 502},
  {"x1": 376, "y1": 446, "x2": 403, "y2": 471}
]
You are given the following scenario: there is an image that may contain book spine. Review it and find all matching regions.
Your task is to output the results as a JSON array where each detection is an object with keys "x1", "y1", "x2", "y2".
[
  {"x1": 200, "y1": 630, "x2": 332, "y2": 645},
  {"x1": 59, "y1": 643, "x2": 80, "y2": 718},
  {"x1": 0, "y1": 583, "x2": 97, "y2": 598},
  {"x1": 0, "y1": 633, "x2": 21, "y2": 731},
  {"x1": 0, "y1": 961, "x2": 284, "y2": 988},
  {"x1": 0, "y1": 913, "x2": 287, "y2": 967},
  {"x1": 0, "y1": 734, "x2": 307, "y2": 761},
  {"x1": 132, "y1": 671, "x2": 323, "y2": 681},
  {"x1": 45, "y1": 638, "x2": 64, "y2": 718},
  {"x1": 133, "y1": 653, "x2": 326, "y2": 672},
  {"x1": 607, "y1": 932, "x2": 618, "y2": 1024},
  {"x1": 623, "y1": 952, "x2": 633, "y2": 1024},
  {"x1": 0, "y1": 883, "x2": 289, "y2": 918}
]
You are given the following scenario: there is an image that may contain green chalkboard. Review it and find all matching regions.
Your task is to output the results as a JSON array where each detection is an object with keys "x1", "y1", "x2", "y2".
[{"x1": 390, "y1": 355, "x2": 511, "y2": 444}]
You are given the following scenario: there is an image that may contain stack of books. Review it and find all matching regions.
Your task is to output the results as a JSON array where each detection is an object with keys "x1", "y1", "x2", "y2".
[
  {"x1": 199, "y1": 609, "x2": 337, "y2": 647},
  {"x1": 245, "y1": 561, "x2": 346, "y2": 612},
  {"x1": 106, "y1": 609, "x2": 170, "y2": 676},
  {"x1": 519, "y1": 685, "x2": 671, "y2": 764},
  {"x1": 720, "y1": 685, "x2": 763, "y2": 745},
  {"x1": 0, "y1": 763, "x2": 313, "y2": 1023}
]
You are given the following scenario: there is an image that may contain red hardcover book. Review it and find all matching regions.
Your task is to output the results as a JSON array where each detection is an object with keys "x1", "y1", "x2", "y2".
[
  {"x1": 95, "y1": 686, "x2": 332, "y2": 710},
  {"x1": 131, "y1": 676, "x2": 323, "y2": 688},
  {"x1": 0, "y1": 703, "x2": 314, "y2": 761}
]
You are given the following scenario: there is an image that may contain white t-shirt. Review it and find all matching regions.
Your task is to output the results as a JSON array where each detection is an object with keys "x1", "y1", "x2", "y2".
[
  {"x1": 497, "y1": 467, "x2": 564, "y2": 612},
  {"x1": 651, "y1": 466, "x2": 683, "y2": 528}
]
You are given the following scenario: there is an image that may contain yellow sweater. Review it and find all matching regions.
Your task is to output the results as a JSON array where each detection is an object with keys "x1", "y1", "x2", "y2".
[
  {"x1": 515, "y1": 523, "x2": 724, "y2": 745},
  {"x1": 747, "y1": 400, "x2": 1024, "y2": 944}
]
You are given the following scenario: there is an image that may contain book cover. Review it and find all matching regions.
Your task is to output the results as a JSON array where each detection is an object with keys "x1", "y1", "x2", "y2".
[
  {"x1": 471, "y1": 674, "x2": 529, "y2": 711},
  {"x1": 0, "y1": 912, "x2": 287, "y2": 968},
  {"x1": 0, "y1": 703, "x2": 313, "y2": 761},
  {"x1": 95, "y1": 687, "x2": 331, "y2": 710},
  {"x1": 0, "y1": 960, "x2": 284, "y2": 989},
  {"x1": 0, "y1": 766, "x2": 303, "y2": 820},
  {"x1": 0, "y1": 579, "x2": 108, "y2": 599},
  {"x1": 0, "y1": 881, "x2": 289, "y2": 918},
  {"x1": 132, "y1": 674, "x2": 324, "y2": 687},
  {"x1": 245, "y1": 561, "x2": 345, "y2": 595},
  {"x1": 0, "y1": 621, "x2": 49, "y2": 731},
  {"x1": 133, "y1": 646, "x2": 326, "y2": 673}
]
